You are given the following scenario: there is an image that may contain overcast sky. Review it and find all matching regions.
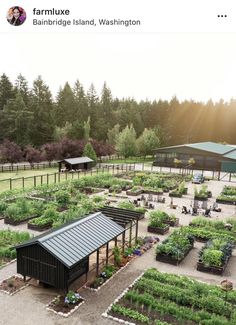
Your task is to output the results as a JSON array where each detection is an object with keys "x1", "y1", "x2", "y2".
[{"x1": 1, "y1": 32, "x2": 236, "y2": 102}]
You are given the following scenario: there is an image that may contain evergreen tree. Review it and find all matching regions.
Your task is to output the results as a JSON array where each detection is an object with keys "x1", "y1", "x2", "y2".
[
  {"x1": 115, "y1": 124, "x2": 137, "y2": 158},
  {"x1": 83, "y1": 116, "x2": 91, "y2": 142},
  {"x1": 55, "y1": 82, "x2": 76, "y2": 126},
  {"x1": 73, "y1": 80, "x2": 89, "y2": 122},
  {"x1": 87, "y1": 83, "x2": 98, "y2": 136},
  {"x1": 83, "y1": 142, "x2": 97, "y2": 162},
  {"x1": 0, "y1": 74, "x2": 15, "y2": 110},
  {"x1": 29, "y1": 76, "x2": 55, "y2": 146},
  {"x1": 1, "y1": 91, "x2": 32, "y2": 145},
  {"x1": 14, "y1": 74, "x2": 29, "y2": 104}
]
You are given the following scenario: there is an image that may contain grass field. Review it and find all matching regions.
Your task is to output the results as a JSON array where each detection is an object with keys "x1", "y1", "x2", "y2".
[{"x1": 0, "y1": 168, "x2": 87, "y2": 193}]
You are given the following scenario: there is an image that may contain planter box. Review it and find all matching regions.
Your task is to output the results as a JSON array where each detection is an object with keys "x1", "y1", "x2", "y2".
[
  {"x1": 156, "y1": 244, "x2": 193, "y2": 265},
  {"x1": 147, "y1": 225, "x2": 169, "y2": 235},
  {"x1": 108, "y1": 188, "x2": 122, "y2": 194},
  {"x1": 28, "y1": 221, "x2": 53, "y2": 231},
  {"x1": 197, "y1": 259, "x2": 229, "y2": 275},
  {"x1": 4, "y1": 215, "x2": 38, "y2": 226},
  {"x1": 143, "y1": 189, "x2": 163, "y2": 195},
  {"x1": 126, "y1": 189, "x2": 143, "y2": 196},
  {"x1": 165, "y1": 218, "x2": 179, "y2": 227},
  {"x1": 169, "y1": 192, "x2": 182, "y2": 198},
  {"x1": 194, "y1": 196, "x2": 208, "y2": 201},
  {"x1": 216, "y1": 199, "x2": 236, "y2": 205},
  {"x1": 183, "y1": 188, "x2": 188, "y2": 194}
]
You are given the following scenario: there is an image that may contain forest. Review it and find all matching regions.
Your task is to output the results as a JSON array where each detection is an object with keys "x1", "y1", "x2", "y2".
[{"x1": 0, "y1": 73, "x2": 236, "y2": 162}]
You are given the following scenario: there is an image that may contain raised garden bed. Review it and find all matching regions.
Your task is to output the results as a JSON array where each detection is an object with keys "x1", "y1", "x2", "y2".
[
  {"x1": 0, "y1": 275, "x2": 29, "y2": 295},
  {"x1": 169, "y1": 192, "x2": 182, "y2": 198},
  {"x1": 197, "y1": 260, "x2": 228, "y2": 275},
  {"x1": 194, "y1": 196, "x2": 208, "y2": 201},
  {"x1": 126, "y1": 189, "x2": 143, "y2": 196},
  {"x1": 156, "y1": 244, "x2": 193, "y2": 265},
  {"x1": 165, "y1": 218, "x2": 179, "y2": 227},
  {"x1": 46, "y1": 292, "x2": 84, "y2": 317},
  {"x1": 28, "y1": 221, "x2": 53, "y2": 231},
  {"x1": 143, "y1": 189, "x2": 163, "y2": 195},
  {"x1": 216, "y1": 198, "x2": 236, "y2": 205},
  {"x1": 147, "y1": 225, "x2": 169, "y2": 235},
  {"x1": 4, "y1": 215, "x2": 38, "y2": 225}
]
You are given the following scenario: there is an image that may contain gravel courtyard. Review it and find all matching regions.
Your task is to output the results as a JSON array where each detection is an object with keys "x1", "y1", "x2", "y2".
[{"x1": 0, "y1": 178, "x2": 236, "y2": 325}]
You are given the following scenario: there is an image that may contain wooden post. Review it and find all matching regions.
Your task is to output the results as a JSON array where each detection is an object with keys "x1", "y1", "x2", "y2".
[
  {"x1": 106, "y1": 242, "x2": 109, "y2": 265},
  {"x1": 114, "y1": 237, "x2": 117, "y2": 247},
  {"x1": 22, "y1": 177, "x2": 24, "y2": 189},
  {"x1": 10, "y1": 178, "x2": 12, "y2": 190},
  {"x1": 135, "y1": 220, "x2": 139, "y2": 243},
  {"x1": 33, "y1": 176, "x2": 36, "y2": 188},
  {"x1": 41, "y1": 175, "x2": 43, "y2": 185},
  {"x1": 218, "y1": 171, "x2": 220, "y2": 181},
  {"x1": 129, "y1": 221, "x2": 132, "y2": 247},
  {"x1": 58, "y1": 172, "x2": 60, "y2": 183},
  {"x1": 96, "y1": 249, "x2": 99, "y2": 276},
  {"x1": 122, "y1": 231, "x2": 125, "y2": 254},
  {"x1": 54, "y1": 173, "x2": 57, "y2": 183},
  {"x1": 47, "y1": 174, "x2": 49, "y2": 185},
  {"x1": 229, "y1": 173, "x2": 232, "y2": 182}
]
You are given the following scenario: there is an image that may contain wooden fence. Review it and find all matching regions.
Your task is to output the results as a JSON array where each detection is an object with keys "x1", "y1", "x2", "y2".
[
  {"x1": 0, "y1": 162, "x2": 58, "y2": 173},
  {"x1": 0, "y1": 164, "x2": 135, "y2": 192}
]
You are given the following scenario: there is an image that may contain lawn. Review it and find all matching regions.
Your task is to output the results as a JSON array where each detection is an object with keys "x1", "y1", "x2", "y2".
[{"x1": 0, "y1": 168, "x2": 75, "y2": 192}]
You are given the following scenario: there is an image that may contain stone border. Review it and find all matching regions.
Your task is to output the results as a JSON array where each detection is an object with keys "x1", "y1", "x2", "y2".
[
  {"x1": 0, "y1": 258, "x2": 16, "y2": 270},
  {"x1": 0, "y1": 274, "x2": 29, "y2": 296},
  {"x1": 46, "y1": 296, "x2": 85, "y2": 318},
  {"x1": 102, "y1": 271, "x2": 145, "y2": 324},
  {"x1": 84, "y1": 256, "x2": 136, "y2": 292}
]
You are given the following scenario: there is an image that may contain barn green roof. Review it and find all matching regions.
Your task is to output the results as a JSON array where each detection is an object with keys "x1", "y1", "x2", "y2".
[{"x1": 155, "y1": 142, "x2": 236, "y2": 156}]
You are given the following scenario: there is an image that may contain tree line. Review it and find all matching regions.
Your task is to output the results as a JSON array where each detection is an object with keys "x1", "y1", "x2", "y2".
[{"x1": 0, "y1": 73, "x2": 236, "y2": 162}]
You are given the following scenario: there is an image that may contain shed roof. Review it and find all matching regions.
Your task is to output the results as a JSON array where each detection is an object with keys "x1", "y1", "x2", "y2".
[
  {"x1": 223, "y1": 149, "x2": 236, "y2": 160},
  {"x1": 155, "y1": 142, "x2": 235, "y2": 156},
  {"x1": 15, "y1": 212, "x2": 124, "y2": 268},
  {"x1": 60, "y1": 157, "x2": 93, "y2": 165}
]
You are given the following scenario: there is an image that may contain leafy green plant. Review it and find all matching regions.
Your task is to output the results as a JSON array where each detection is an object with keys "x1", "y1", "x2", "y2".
[{"x1": 113, "y1": 246, "x2": 122, "y2": 266}]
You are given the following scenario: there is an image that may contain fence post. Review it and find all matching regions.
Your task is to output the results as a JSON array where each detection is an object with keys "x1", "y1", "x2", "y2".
[
  {"x1": 47, "y1": 174, "x2": 49, "y2": 185},
  {"x1": 22, "y1": 177, "x2": 24, "y2": 189},
  {"x1": 10, "y1": 178, "x2": 12, "y2": 190},
  {"x1": 58, "y1": 172, "x2": 60, "y2": 183},
  {"x1": 54, "y1": 173, "x2": 57, "y2": 183},
  {"x1": 34, "y1": 176, "x2": 36, "y2": 187}
]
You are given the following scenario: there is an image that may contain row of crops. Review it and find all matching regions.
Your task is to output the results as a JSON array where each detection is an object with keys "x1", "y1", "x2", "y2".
[{"x1": 109, "y1": 268, "x2": 236, "y2": 325}]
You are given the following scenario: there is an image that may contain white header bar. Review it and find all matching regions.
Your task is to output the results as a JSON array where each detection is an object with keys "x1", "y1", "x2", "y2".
[{"x1": 0, "y1": 0, "x2": 235, "y2": 33}]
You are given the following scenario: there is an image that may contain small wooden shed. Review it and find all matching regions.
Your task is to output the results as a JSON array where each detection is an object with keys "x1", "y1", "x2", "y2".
[
  {"x1": 58, "y1": 156, "x2": 94, "y2": 172},
  {"x1": 15, "y1": 212, "x2": 124, "y2": 292}
]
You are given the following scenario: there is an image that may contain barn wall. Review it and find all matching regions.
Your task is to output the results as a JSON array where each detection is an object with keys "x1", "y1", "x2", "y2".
[{"x1": 17, "y1": 244, "x2": 67, "y2": 290}]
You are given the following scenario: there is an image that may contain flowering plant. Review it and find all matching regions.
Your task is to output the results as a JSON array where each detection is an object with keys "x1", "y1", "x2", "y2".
[{"x1": 64, "y1": 291, "x2": 81, "y2": 304}]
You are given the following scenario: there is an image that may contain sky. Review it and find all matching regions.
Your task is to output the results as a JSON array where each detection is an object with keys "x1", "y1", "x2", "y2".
[
  {"x1": 2, "y1": 32, "x2": 236, "y2": 103},
  {"x1": 1, "y1": 0, "x2": 236, "y2": 102}
]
